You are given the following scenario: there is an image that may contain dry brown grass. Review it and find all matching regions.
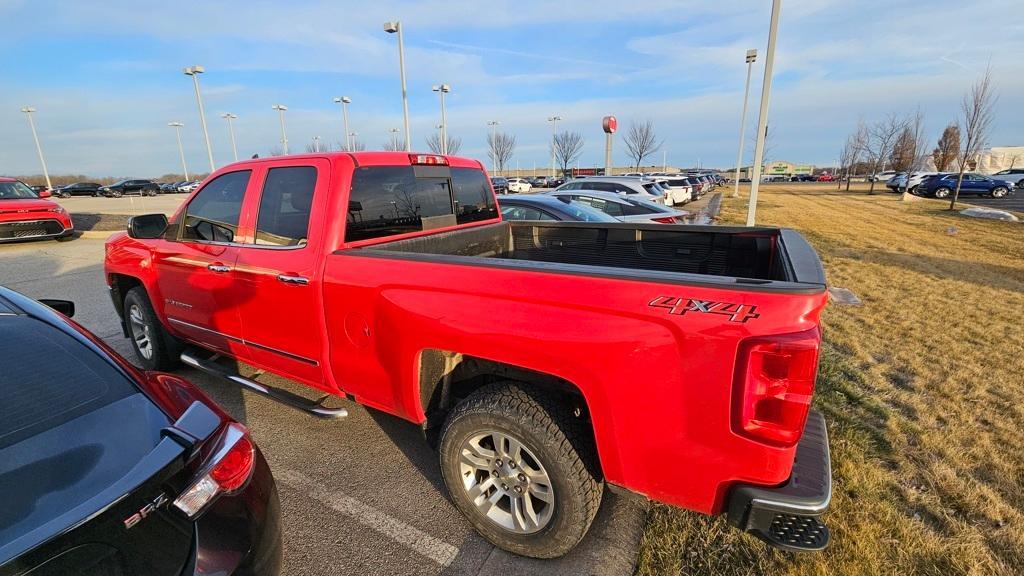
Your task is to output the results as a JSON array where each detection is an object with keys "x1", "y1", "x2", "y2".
[{"x1": 636, "y1": 184, "x2": 1024, "y2": 576}]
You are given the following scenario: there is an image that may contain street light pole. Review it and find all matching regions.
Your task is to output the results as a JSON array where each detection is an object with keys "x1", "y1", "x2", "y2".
[
  {"x1": 747, "y1": 0, "x2": 781, "y2": 226},
  {"x1": 384, "y1": 21, "x2": 411, "y2": 151},
  {"x1": 487, "y1": 120, "x2": 500, "y2": 173},
  {"x1": 389, "y1": 128, "x2": 401, "y2": 151},
  {"x1": 20, "y1": 107, "x2": 51, "y2": 190},
  {"x1": 220, "y1": 113, "x2": 238, "y2": 162},
  {"x1": 272, "y1": 104, "x2": 289, "y2": 154},
  {"x1": 349, "y1": 132, "x2": 359, "y2": 150},
  {"x1": 547, "y1": 116, "x2": 561, "y2": 178},
  {"x1": 432, "y1": 84, "x2": 450, "y2": 154},
  {"x1": 733, "y1": 49, "x2": 758, "y2": 198},
  {"x1": 168, "y1": 122, "x2": 189, "y2": 180},
  {"x1": 333, "y1": 97, "x2": 352, "y2": 151},
  {"x1": 183, "y1": 66, "x2": 215, "y2": 172}
]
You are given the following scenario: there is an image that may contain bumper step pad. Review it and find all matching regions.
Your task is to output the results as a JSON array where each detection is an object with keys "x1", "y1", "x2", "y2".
[{"x1": 758, "y1": 512, "x2": 829, "y2": 551}]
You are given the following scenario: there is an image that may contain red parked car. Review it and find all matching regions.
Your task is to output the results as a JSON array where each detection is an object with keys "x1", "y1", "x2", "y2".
[
  {"x1": 815, "y1": 173, "x2": 835, "y2": 182},
  {"x1": 104, "y1": 152, "x2": 833, "y2": 558},
  {"x1": 0, "y1": 177, "x2": 74, "y2": 242}
]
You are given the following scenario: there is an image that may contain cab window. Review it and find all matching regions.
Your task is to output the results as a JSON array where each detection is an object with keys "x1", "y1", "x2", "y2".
[
  {"x1": 255, "y1": 166, "x2": 316, "y2": 247},
  {"x1": 181, "y1": 170, "x2": 250, "y2": 243}
]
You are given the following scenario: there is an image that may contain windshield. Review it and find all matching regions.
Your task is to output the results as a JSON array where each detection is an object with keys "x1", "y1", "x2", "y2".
[
  {"x1": 562, "y1": 201, "x2": 620, "y2": 222},
  {"x1": 624, "y1": 196, "x2": 675, "y2": 214},
  {"x1": 0, "y1": 181, "x2": 41, "y2": 200}
]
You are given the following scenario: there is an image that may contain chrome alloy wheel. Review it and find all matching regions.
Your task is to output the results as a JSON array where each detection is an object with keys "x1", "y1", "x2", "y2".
[
  {"x1": 128, "y1": 304, "x2": 154, "y2": 360},
  {"x1": 459, "y1": 430, "x2": 554, "y2": 534}
]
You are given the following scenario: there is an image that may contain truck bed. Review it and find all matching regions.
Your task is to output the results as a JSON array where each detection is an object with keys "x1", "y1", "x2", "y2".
[{"x1": 355, "y1": 222, "x2": 826, "y2": 292}]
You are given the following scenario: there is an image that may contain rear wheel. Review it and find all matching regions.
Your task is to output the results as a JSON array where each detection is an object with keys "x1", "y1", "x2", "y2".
[
  {"x1": 123, "y1": 286, "x2": 183, "y2": 370},
  {"x1": 439, "y1": 382, "x2": 603, "y2": 558},
  {"x1": 991, "y1": 186, "x2": 1008, "y2": 198},
  {"x1": 933, "y1": 187, "x2": 951, "y2": 199}
]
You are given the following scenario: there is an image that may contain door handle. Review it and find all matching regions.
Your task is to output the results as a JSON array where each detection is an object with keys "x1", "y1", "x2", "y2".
[
  {"x1": 277, "y1": 274, "x2": 309, "y2": 285},
  {"x1": 207, "y1": 264, "x2": 231, "y2": 273}
]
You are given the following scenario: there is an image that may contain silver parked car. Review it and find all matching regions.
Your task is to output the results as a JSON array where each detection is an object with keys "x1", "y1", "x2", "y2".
[
  {"x1": 545, "y1": 190, "x2": 689, "y2": 223},
  {"x1": 554, "y1": 177, "x2": 666, "y2": 204}
]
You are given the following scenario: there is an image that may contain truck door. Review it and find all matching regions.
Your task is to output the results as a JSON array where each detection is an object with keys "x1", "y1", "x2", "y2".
[
  {"x1": 152, "y1": 169, "x2": 252, "y2": 356},
  {"x1": 232, "y1": 160, "x2": 329, "y2": 389}
]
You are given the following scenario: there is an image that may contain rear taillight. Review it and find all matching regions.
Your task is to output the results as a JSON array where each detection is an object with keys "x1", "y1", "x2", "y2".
[
  {"x1": 733, "y1": 328, "x2": 821, "y2": 447},
  {"x1": 409, "y1": 154, "x2": 448, "y2": 165},
  {"x1": 652, "y1": 216, "x2": 677, "y2": 224},
  {"x1": 173, "y1": 422, "x2": 255, "y2": 517}
]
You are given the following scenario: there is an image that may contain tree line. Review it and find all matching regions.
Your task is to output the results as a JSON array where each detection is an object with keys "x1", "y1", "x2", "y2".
[{"x1": 838, "y1": 67, "x2": 996, "y2": 209}]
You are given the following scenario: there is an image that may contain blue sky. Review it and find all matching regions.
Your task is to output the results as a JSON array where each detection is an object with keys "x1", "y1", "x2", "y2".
[{"x1": 2, "y1": 0, "x2": 1022, "y2": 177}]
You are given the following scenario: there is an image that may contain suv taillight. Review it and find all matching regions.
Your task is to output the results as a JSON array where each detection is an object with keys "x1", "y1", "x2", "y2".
[
  {"x1": 173, "y1": 422, "x2": 255, "y2": 517},
  {"x1": 652, "y1": 216, "x2": 678, "y2": 224},
  {"x1": 733, "y1": 328, "x2": 821, "y2": 447}
]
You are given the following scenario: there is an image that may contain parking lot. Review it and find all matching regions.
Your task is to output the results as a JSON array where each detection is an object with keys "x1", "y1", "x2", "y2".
[{"x1": 0, "y1": 228, "x2": 646, "y2": 576}]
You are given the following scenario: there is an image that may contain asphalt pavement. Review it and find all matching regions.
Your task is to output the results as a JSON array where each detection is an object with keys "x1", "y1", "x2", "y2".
[{"x1": 0, "y1": 236, "x2": 648, "y2": 576}]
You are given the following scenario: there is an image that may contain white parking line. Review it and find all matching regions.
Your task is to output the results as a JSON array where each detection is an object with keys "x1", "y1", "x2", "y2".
[{"x1": 277, "y1": 469, "x2": 460, "y2": 567}]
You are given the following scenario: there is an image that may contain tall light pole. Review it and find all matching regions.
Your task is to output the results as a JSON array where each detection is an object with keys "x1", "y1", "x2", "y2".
[
  {"x1": 431, "y1": 84, "x2": 450, "y2": 154},
  {"x1": 167, "y1": 122, "x2": 189, "y2": 180},
  {"x1": 388, "y1": 127, "x2": 401, "y2": 150},
  {"x1": 333, "y1": 96, "x2": 352, "y2": 151},
  {"x1": 272, "y1": 104, "x2": 289, "y2": 154},
  {"x1": 220, "y1": 113, "x2": 238, "y2": 162},
  {"x1": 547, "y1": 116, "x2": 561, "y2": 178},
  {"x1": 384, "y1": 21, "x2": 411, "y2": 151},
  {"x1": 747, "y1": 0, "x2": 781, "y2": 226},
  {"x1": 733, "y1": 49, "x2": 758, "y2": 198},
  {"x1": 349, "y1": 132, "x2": 359, "y2": 150},
  {"x1": 487, "y1": 120, "x2": 500, "y2": 173},
  {"x1": 312, "y1": 135, "x2": 322, "y2": 152},
  {"x1": 183, "y1": 65, "x2": 215, "y2": 172},
  {"x1": 20, "y1": 107, "x2": 51, "y2": 190}
]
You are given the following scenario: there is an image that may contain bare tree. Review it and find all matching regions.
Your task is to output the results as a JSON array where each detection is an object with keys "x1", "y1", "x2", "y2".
[
  {"x1": 932, "y1": 123, "x2": 960, "y2": 171},
  {"x1": 623, "y1": 120, "x2": 662, "y2": 171},
  {"x1": 897, "y1": 109, "x2": 928, "y2": 194},
  {"x1": 950, "y1": 67, "x2": 997, "y2": 209},
  {"x1": 348, "y1": 138, "x2": 366, "y2": 152},
  {"x1": 553, "y1": 131, "x2": 585, "y2": 175},
  {"x1": 268, "y1": 146, "x2": 285, "y2": 157},
  {"x1": 425, "y1": 133, "x2": 462, "y2": 155},
  {"x1": 305, "y1": 138, "x2": 331, "y2": 153},
  {"x1": 862, "y1": 115, "x2": 907, "y2": 194},
  {"x1": 382, "y1": 132, "x2": 403, "y2": 151},
  {"x1": 838, "y1": 132, "x2": 860, "y2": 191},
  {"x1": 487, "y1": 132, "x2": 516, "y2": 174}
]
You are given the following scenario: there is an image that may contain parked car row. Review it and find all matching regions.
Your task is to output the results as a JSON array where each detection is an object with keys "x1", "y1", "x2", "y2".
[
  {"x1": 47, "y1": 179, "x2": 202, "y2": 198},
  {"x1": 892, "y1": 172, "x2": 1016, "y2": 199}
]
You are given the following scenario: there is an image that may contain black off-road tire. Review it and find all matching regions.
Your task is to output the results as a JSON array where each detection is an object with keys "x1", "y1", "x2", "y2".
[
  {"x1": 439, "y1": 382, "x2": 603, "y2": 558},
  {"x1": 123, "y1": 286, "x2": 183, "y2": 371}
]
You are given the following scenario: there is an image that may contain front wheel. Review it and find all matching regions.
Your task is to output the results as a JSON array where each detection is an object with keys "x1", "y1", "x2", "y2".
[
  {"x1": 439, "y1": 382, "x2": 603, "y2": 558},
  {"x1": 991, "y1": 186, "x2": 1008, "y2": 198},
  {"x1": 123, "y1": 286, "x2": 183, "y2": 370},
  {"x1": 933, "y1": 187, "x2": 951, "y2": 199}
]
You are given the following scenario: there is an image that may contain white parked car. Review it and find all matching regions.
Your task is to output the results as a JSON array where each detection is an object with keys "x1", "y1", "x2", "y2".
[
  {"x1": 545, "y1": 190, "x2": 689, "y2": 224},
  {"x1": 886, "y1": 172, "x2": 937, "y2": 193},
  {"x1": 506, "y1": 178, "x2": 532, "y2": 193},
  {"x1": 991, "y1": 168, "x2": 1024, "y2": 188},
  {"x1": 656, "y1": 176, "x2": 693, "y2": 206}
]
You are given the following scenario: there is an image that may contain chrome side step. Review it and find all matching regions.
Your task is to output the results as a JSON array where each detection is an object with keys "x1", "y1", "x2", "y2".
[{"x1": 181, "y1": 351, "x2": 348, "y2": 419}]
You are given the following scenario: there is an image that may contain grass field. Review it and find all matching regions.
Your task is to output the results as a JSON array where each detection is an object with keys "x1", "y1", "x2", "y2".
[{"x1": 636, "y1": 184, "x2": 1024, "y2": 576}]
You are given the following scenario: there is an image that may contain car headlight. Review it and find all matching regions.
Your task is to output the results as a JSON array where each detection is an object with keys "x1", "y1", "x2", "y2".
[{"x1": 49, "y1": 206, "x2": 67, "y2": 214}]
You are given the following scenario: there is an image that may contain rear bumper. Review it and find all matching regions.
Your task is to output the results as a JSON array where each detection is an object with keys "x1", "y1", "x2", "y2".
[
  {"x1": 0, "y1": 218, "x2": 74, "y2": 242},
  {"x1": 726, "y1": 410, "x2": 832, "y2": 551}
]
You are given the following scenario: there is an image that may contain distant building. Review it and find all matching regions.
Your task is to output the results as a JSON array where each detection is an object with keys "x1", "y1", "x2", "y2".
[{"x1": 723, "y1": 161, "x2": 815, "y2": 180}]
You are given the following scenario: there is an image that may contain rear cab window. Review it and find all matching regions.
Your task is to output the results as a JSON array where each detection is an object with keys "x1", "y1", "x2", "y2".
[{"x1": 346, "y1": 165, "x2": 497, "y2": 243}]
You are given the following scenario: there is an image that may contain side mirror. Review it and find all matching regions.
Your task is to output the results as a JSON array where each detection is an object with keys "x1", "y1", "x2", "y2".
[
  {"x1": 39, "y1": 299, "x2": 75, "y2": 317},
  {"x1": 128, "y1": 213, "x2": 169, "y2": 239},
  {"x1": 38, "y1": 190, "x2": 52, "y2": 198}
]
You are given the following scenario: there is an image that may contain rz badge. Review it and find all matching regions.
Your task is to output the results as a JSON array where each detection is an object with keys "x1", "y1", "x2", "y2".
[{"x1": 648, "y1": 296, "x2": 760, "y2": 323}]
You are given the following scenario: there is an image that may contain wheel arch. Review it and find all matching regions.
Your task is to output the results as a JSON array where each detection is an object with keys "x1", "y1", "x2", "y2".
[{"x1": 418, "y1": 349, "x2": 606, "y2": 479}]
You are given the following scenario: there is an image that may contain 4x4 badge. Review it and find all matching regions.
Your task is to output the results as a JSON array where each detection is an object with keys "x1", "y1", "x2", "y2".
[{"x1": 648, "y1": 296, "x2": 760, "y2": 323}]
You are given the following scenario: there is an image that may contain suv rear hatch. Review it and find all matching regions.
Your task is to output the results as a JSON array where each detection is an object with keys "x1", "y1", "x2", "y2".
[{"x1": 0, "y1": 316, "x2": 218, "y2": 576}]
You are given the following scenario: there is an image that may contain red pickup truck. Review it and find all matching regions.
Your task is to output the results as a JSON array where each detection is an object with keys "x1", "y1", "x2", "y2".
[{"x1": 104, "y1": 152, "x2": 832, "y2": 558}]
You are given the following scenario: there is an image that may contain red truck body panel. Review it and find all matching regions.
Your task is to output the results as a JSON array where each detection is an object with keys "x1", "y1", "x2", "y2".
[{"x1": 104, "y1": 151, "x2": 828, "y2": 516}]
